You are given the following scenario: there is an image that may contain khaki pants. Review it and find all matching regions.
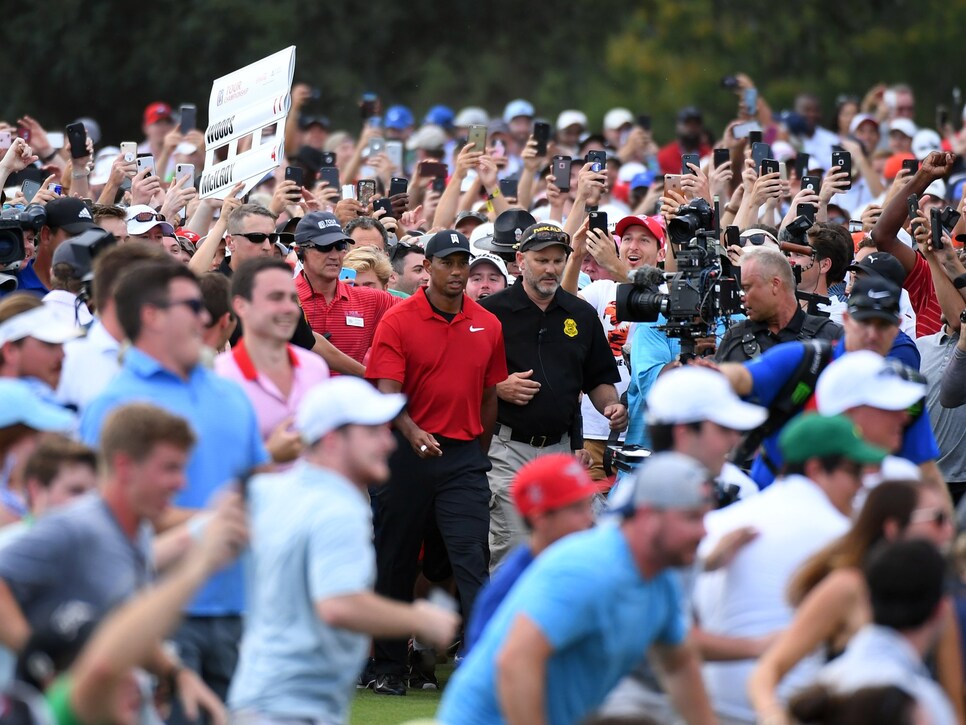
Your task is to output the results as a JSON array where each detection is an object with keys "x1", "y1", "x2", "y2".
[{"x1": 486, "y1": 426, "x2": 569, "y2": 570}]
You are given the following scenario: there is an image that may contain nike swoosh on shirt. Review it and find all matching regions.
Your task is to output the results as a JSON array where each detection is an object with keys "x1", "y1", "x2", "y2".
[
  {"x1": 469, "y1": 326, "x2": 485, "y2": 332},
  {"x1": 867, "y1": 290, "x2": 891, "y2": 299}
]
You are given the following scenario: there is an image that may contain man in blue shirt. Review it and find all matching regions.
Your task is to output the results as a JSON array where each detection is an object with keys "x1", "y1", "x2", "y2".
[
  {"x1": 464, "y1": 453, "x2": 597, "y2": 655},
  {"x1": 79, "y1": 260, "x2": 269, "y2": 712},
  {"x1": 715, "y1": 276, "x2": 942, "y2": 491},
  {"x1": 13, "y1": 198, "x2": 98, "y2": 297},
  {"x1": 437, "y1": 452, "x2": 716, "y2": 725}
]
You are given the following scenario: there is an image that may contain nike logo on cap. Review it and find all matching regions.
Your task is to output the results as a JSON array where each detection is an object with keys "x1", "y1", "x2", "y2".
[
  {"x1": 867, "y1": 290, "x2": 891, "y2": 299},
  {"x1": 469, "y1": 326, "x2": 484, "y2": 332}
]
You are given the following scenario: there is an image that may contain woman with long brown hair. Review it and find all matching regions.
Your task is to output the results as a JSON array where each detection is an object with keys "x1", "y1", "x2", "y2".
[{"x1": 748, "y1": 481, "x2": 961, "y2": 723}]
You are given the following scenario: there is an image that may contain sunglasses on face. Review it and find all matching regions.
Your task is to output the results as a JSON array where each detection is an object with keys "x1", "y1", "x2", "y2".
[
  {"x1": 911, "y1": 507, "x2": 950, "y2": 527},
  {"x1": 131, "y1": 211, "x2": 166, "y2": 223},
  {"x1": 156, "y1": 297, "x2": 206, "y2": 315},
  {"x1": 236, "y1": 232, "x2": 281, "y2": 245},
  {"x1": 738, "y1": 234, "x2": 776, "y2": 247},
  {"x1": 305, "y1": 240, "x2": 349, "y2": 253}
]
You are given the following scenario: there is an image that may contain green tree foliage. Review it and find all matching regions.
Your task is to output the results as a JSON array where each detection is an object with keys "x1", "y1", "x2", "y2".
[{"x1": 2, "y1": 0, "x2": 963, "y2": 144}]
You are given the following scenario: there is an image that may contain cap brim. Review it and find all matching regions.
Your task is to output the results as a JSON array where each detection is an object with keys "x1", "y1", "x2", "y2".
[
  {"x1": 860, "y1": 376, "x2": 925, "y2": 412},
  {"x1": 848, "y1": 307, "x2": 900, "y2": 325},
  {"x1": 22, "y1": 401, "x2": 76, "y2": 432},
  {"x1": 706, "y1": 399, "x2": 769, "y2": 431},
  {"x1": 469, "y1": 238, "x2": 512, "y2": 253},
  {"x1": 520, "y1": 240, "x2": 572, "y2": 254},
  {"x1": 60, "y1": 221, "x2": 97, "y2": 235},
  {"x1": 847, "y1": 438, "x2": 889, "y2": 464},
  {"x1": 430, "y1": 247, "x2": 471, "y2": 258},
  {"x1": 297, "y1": 233, "x2": 353, "y2": 247}
]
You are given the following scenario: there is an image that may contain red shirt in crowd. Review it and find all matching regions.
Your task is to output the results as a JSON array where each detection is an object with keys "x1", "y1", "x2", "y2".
[
  {"x1": 904, "y1": 253, "x2": 942, "y2": 337},
  {"x1": 295, "y1": 275, "x2": 399, "y2": 364},
  {"x1": 656, "y1": 140, "x2": 713, "y2": 176},
  {"x1": 366, "y1": 288, "x2": 507, "y2": 441}
]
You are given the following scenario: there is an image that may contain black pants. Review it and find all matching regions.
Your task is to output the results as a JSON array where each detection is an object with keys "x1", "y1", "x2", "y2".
[{"x1": 372, "y1": 431, "x2": 490, "y2": 675}]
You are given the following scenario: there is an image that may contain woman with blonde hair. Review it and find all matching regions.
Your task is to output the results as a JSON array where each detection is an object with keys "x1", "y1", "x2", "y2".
[{"x1": 748, "y1": 481, "x2": 962, "y2": 723}]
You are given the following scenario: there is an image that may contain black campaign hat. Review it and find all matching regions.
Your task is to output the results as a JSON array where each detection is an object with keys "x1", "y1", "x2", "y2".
[{"x1": 475, "y1": 209, "x2": 535, "y2": 253}]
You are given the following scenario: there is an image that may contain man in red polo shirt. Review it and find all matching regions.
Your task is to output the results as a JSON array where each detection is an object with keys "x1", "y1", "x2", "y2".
[
  {"x1": 366, "y1": 229, "x2": 507, "y2": 696},
  {"x1": 294, "y1": 211, "x2": 398, "y2": 365}
]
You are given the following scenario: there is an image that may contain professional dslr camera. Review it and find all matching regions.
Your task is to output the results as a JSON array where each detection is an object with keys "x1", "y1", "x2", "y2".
[
  {"x1": 0, "y1": 204, "x2": 44, "y2": 294},
  {"x1": 615, "y1": 199, "x2": 742, "y2": 358}
]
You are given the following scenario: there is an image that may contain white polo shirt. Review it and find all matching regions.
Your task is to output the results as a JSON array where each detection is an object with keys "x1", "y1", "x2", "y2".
[
  {"x1": 57, "y1": 319, "x2": 122, "y2": 413},
  {"x1": 695, "y1": 474, "x2": 850, "y2": 722}
]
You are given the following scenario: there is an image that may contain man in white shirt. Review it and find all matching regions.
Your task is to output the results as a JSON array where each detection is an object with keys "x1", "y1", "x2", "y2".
[
  {"x1": 58, "y1": 242, "x2": 167, "y2": 412},
  {"x1": 698, "y1": 413, "x2": 887, "y2": 723},
  {"x1": 795, "y1": 93, "x2": 840, "y2": 166}
]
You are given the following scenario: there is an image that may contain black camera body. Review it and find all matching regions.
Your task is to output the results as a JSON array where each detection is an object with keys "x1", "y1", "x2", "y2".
[
  {"x1": 615, "y1": 199, "x2": 742, "y2": 358},
  {"x1": 0, "y1": 219, "x2": 25, "y2": 272}
]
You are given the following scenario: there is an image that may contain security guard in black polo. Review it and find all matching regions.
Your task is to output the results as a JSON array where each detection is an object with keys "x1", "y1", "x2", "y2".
[
  {"x1": 715, "y1": 246, "x2": 841, "y2": 363},
  {"x1": 479, "y1": 222, "x2": 627, "y2": 568}
]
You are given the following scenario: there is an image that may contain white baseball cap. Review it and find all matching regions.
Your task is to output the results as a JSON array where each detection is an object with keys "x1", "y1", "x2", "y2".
[
  {"x1": 889, "y1": 118, "x2": 917, "y2": 139},
  {"x1": 912, "y1": 129, "x2": 943, "y2": 161},
  {"x1": 296, "y1": 378, "x2": 406, "y2": 444},
  {"x1": 469, "y1": 252, "x2": 508, "y2": 281},
  {"x1": 816, "y1": 351, "x2": 925, "y2": 415},
  {"x1": 0, "y1": 305, "x2": 82, "y2": 347},
  {"x1": 126, "y1": 204, "x2": 175, "y2": 237},
  {"x1": 646, "y1": 366, "x2": 768, "y2": 431},
  {"x1": 603, "y1": 108, "x2": 635, "y2": 131},
  {"x1": 922, "y1": 178, "x2": 947, "y2": 200},
  {"x1": 556, "y1": 110, "x2": 587, "y2": 131}
]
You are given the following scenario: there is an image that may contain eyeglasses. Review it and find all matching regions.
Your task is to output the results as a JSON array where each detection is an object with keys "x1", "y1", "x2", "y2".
[
  {"x1": 130, "y1": 211, "x2": 166, "y2": 223},
  {"x1": 738, "y1": 233, "x2": 776, "y2": 247},
  {"x1": 389, "y1": 241, "x2": 423, "y2": 262},
  {"x1": 304, "y1": 240, "x2": 349, "y2": 253},
  {"x1": 156, "y1": 297, "x2": 206, "y2": 315},
  {"x1": 236, "y1": 232, "x2": 280, "y2": 245},
  {"x1": 910, "y1": 507, "x2": 950, "y2": 527}
]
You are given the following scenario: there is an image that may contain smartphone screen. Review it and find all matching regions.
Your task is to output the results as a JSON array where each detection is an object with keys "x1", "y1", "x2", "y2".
[
  {"x1": 533, "y1": 121, "x2": 551, "y2": 155},
  {"x1": 179, "y1": 104, "x2": 197, "y2": 132},
  {"x1": 285, "y1": 166, "x2": 304, "y2": 187},
  {"x1": 743, "y1": 87, "x2": 758, "y2": 115},
  {"x1": 65, "y1": 122, "x2": 88, "y2": 159},
  {"x1": 467, "y1": 125, "x2": 487, "y2": 153},
  {"x1": 389, "y1": 177, "x2": 408, "y2": 197},
  {"x1": 681, "y1": 153, "x2": 699, "y2": 175},
  {"x1": 499, "y1": 178, "x2": 519, "y2": 198},
  {"x1": 318, "y1": 166, "x2": 340, "y2": 190},
  {"x1": 713, "y1": 149, "x2": 730, "y2": 168},
  {"x1": 552, "y1": 156, "x2": 572, "y2": 191}
]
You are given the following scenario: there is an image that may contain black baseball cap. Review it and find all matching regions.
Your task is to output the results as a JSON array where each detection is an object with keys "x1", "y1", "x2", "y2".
[
  {"x1": 516, "y1": 223, "x2": 572, "y2": 254},
  {"x1": 677, "y1": 106, "x2": 703, "y2": 123},
  {"x1": 45, "y1": 198, "x2": 97, "y2": 234},
  {"x1": 294, "y1": 212, "x2": 353, "y2": 248},
  {"x1": 424, "y1": 230, "x2": 471, "y2": 259},
  {"x1": 848, "y1": 251, "x2": 907, "y2": 288},
  {"x1": 848, "y1": 276, "x2": 901, "y2": 325}
]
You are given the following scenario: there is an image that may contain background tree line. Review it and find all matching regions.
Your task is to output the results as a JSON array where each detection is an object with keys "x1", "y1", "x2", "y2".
[{"x1": 4, "y1": 0, "x2": 963, "y2": 144}]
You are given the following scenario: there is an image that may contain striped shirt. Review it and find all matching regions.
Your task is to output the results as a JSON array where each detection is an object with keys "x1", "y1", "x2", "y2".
[{"x1": 295, "y1": 274, "x2": 399, "y2": 365}]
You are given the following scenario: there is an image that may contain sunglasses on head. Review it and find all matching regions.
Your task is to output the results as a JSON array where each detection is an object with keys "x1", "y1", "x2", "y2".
[
  {"x1": 389, "y1": 241, "x2": 423, "y2": 262},
  {"x1": 237, "y1": 232, "x2": 281, "y2": 245},
  {"x1": 520, "y1": 230, "x2": 570, "y2": 247},
  {"x1": 131, "y1": 211, "x2": 165, "y2": 223}
]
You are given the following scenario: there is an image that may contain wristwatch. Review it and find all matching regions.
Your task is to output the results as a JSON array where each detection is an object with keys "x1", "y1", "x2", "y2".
[
  {"x1": 953, "y1": 273, "x2": 966, "y2": 290},
  {"x1": 960, "y1": 308, "x2": 966, "y2": 325}
]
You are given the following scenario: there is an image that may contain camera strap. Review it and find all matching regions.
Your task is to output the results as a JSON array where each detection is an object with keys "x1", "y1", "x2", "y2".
[{"x1": 732, "y1": 339, "x2": 834, "y2": 466}]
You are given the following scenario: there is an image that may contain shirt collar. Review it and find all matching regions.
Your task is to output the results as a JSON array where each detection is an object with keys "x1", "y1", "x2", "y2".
[
  {"x1": 415, "y1": 286, "x2": 469, "y2": 322},
  {"x1": 231, "y1": 339, "x2": 300, "y2": 381},
  {"x1": 125, "y1": 346, "x2": 201, "y2": 382},
  {"x1": 297, "y1": 273, "x2": 350, "y2": 302},
  {"x1": 506, "y1": 277, "x2": 573, "y2": 312}
]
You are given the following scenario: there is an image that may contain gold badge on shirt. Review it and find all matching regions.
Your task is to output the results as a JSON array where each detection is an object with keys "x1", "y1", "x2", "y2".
[{"x1": 564, "y1": 318, "x2": 578, "y2": 338}]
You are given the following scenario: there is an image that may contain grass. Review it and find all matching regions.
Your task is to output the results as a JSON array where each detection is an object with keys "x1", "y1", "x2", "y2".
[{"x1": 349, "y1": 664, "x2": 452, "y2": 725}]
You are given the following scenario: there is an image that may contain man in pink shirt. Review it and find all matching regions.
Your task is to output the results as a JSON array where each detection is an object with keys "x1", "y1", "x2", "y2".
[{"x1": 215, "y1": 258, "x2": 329, "y2": 466}]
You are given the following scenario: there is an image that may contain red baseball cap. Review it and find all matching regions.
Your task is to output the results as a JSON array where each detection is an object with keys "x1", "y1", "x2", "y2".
[
  {"x1": 512, "y1": 453, "x2": 598, "y2": 518},
  {"x1": 883, "y1": 152, "x2": 915, "y2": 181},
  {"x1": 614, "y1": 214, "x2": 666, "y2": 247},
  {"x1": 143, "y1": 102, "x2": 174, "y2": 127}
]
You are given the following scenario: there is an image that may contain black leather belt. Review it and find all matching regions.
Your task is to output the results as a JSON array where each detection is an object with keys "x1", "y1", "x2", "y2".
[{"x1": 496, "y1": 423, "x2": 564, "y2": 448}]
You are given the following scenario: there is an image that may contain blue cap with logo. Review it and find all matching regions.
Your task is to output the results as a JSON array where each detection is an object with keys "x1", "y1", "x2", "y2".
[
  {"x1": 384, "y1": 105, "x2": 414, "y2": 130},
  {"x1": 294, "y1": 212, "x2": 353, "y2": 248}
]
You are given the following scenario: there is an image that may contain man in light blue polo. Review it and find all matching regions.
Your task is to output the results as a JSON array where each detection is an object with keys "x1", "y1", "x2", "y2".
[
  {"x1": 229, "y1": 377, "x2": 460, "y2": 724},
  {"x1": 79, "y1": 260, "x2": 268, "y2": 712},
  {"x1": 437, "y1": 452, "x2": 716, "y2": 725}
]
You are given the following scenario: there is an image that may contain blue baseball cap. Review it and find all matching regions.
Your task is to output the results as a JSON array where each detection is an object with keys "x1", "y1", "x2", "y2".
[
  {"x1": 503, "y1": 99, "x2": 535, "y2": 124},
  {"x1": 424, "y1": 105, "x2": 454, "y2": 129},
  {"x1": 630, "y1": 170, "x2": 655, "y2": 190},
  {"x1": 0, "y1": 379, "x2": 75, "y2": 431},
  {"x1": 384, "y1": 105, "x2": 414, "y2": 130}
]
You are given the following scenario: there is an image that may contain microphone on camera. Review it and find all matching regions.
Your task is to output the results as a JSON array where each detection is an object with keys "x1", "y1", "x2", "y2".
[{"x1": 628, "y1": 265, "x2": 665, "y2": 288}]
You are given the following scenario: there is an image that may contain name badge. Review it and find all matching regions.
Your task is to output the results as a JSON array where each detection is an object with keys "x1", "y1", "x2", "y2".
[{"x1": 346, "y1": 316, "x2": 364, "y2": 328}]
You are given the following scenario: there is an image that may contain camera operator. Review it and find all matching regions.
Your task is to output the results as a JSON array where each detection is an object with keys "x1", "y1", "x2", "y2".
[
  {"x1": 715, "y1": 246, "x2": 842, "y2": 363},
  {"x1": 14, "y1": 199, "x2": 98, "y2": 297},
  {"x1": 784, "y1": 222, "x2": 852, "y2": 322}
]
